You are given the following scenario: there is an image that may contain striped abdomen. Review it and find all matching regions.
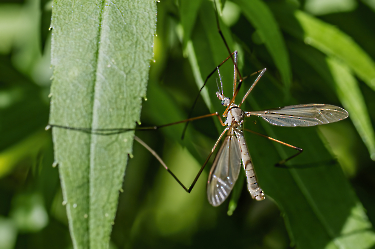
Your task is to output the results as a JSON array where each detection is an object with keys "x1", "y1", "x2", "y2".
[{"x1": 235, "y1": 130, "x2": 265, "y2": 201}]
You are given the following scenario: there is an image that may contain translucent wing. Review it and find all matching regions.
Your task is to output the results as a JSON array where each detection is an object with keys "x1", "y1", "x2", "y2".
[
  {"x1": 249, "y1": 104, "x2": 349, "y2": 127},
  {"x1": 207, "y1": 132, "x2": 241, "y2": 207}
]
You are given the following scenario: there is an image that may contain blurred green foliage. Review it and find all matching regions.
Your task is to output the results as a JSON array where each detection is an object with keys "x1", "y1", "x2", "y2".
[{"x1": 1, "y1": 0, "x2": 375, "y2": 248}]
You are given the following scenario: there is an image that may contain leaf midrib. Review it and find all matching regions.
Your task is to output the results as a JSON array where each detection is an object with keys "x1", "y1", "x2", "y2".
[{"x1": 88, "y1": 0, "x2": 107, "y2": 246}]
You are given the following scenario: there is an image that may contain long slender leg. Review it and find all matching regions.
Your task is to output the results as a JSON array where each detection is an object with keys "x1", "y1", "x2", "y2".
[
  {"x1": 186, "y1": 127, "x2": 229, "y2": 192},
  {"x1": 243, "y1": 128, "x2": 303, "y2": 166},
  {"x1": 216, "y1": 67, "x2": 224, "y2": 96},
  {"x1": 238, "y1": 68, "x2": 267, "y2": 107},
  {"x1": 233, "y1": 51, "x2": 238, "y2": 96},
  {"x1": 212, "y1": 0, "x2": 242, "y2": 111},
  {"x1": 221, "y1": 68, "x2": 266, "y2": 118},
  {"x1": 213, "y1": 0, "x2": 242, "y2": 83},
  {"x1": 182, "y1": 0, "x2": 245, "y2": 139},
  {"x1": 212, "y1": 0, "x2": 251, "y2": 111},
  {"x1": 244, "y1": 128, "x2": 338, "y2": 168},
  {"x1": 47, "y1": 112, "x2": 226, "y2": 136},
  {"x1": 134, "y1": 127, "x2": 229, "y2": 193},
  {"x1": 181, "y1": 51, "x2": 237, "y2": 139},
  {"x1": 134, "y1": 136, "x2": 191, "y2": 192}
]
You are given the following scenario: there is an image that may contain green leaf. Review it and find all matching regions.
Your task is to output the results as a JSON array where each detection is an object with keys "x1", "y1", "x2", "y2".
[
  {"x1": 214, "y1": 0, "x2": 226, "y2": 15},
  {"x1": 49, "y1": 1, "x2": 156, "y2": 248},
  {"x1": 289, "y1": 41, "x2": 375, "y2": 160},
  {"x1": 185, "y1": 0, "x2": 237, "y2": 132},
  {"x1": 0, "y1": 131, "x2": 49, "y2": 177},
  {"x1": 180, "y1": 0, "x2": 203, "y2": 49},
  {"x1": 246, "y1": 73, "x2": 375, "y2": 249},
  {"x1": 182, "y1": 2, "x2": 375, "y2": 247},
  {"x1": 326, "y1": 57, "x2": 375, "y2": 160},
  {"x1": 268, "y1": 2, "x2": 375, "y2": 159},
  {"x1": 0, "y1": 217, "x2": 17, "y2": 249},
  {"x1": 0, "y1": 55, "x2": 50, "y2": 177},
  {"x1": 269, "y1": 3, "x2": 375, "y2": 92},
  {"x1": 0, "y1": 4, "x2": 23, "y2": 54},
  {"x1": 10, "y1": 193, "x2": 48, "y2": 232},
  {"x1": 233, "y1": 0, "x2": 292, "y2": 90},
  {"x1": 184, "y1": 40, "x2": 212, "y2": 110}
]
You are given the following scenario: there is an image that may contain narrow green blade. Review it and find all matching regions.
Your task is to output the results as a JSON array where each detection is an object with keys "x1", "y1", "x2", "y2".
[
  {"x1": 233, "y1": 0, "x2": 292, "y2": 89},
  {"x1": 269, "y1": 3, "x2": 375, "y2": 92},
  {"x1": 269, "y1": 3, "x2": 375, "y2": 159},
  {"x1": 185, "y1": 2, "x2": 375, "y2": 247},
  {"x1": 247, "y1": 74, "x2": 375, "y2": 249},
  {"x1": 180, "y1": 0, "x2": 203, "y2": 49},
  {"x1": 289, "y1": 41, "x2": 375, "y2": 160},
  {"x1": 49, "y1": 1, "x2": 156, "y2": 248}
]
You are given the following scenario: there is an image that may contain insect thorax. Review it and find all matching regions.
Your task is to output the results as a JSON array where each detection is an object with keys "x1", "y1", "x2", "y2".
[{"x1": 225, "y1": 106, "x2": 244, "y2": 127}]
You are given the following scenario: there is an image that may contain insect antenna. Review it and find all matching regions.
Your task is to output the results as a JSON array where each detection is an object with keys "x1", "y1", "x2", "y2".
[
  {"x1": 212, "y1": 0, "x2": 242, "y2": 82},
  {"x1": 181, "y1": 51, "x2": 237, "y2": 139},
  {"x1": 181, "y1": 0, "x2": 242, "y2": 139}
]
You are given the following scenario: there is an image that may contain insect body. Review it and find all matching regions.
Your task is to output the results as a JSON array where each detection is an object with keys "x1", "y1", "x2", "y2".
[
  {"x1": 207, "y1": 98, "x2": 265, "y2": 206},
  {"x1": 47, "y1": 2, "x2": 349, "y2": 208},
  {"x1": 204, "y1": 54, "x2": 348, "y2": 206}
]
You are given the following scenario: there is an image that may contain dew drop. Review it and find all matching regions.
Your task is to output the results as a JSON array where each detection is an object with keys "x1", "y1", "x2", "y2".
[
  {"x1": 52, "y1": 161, "x2": 58, "y2": 167},
  {"x1": 62, "y1": 200, "x2": 67, "y2": 205},
  {"x1": 73, "y1": 203, "x2": 77, "y2": 208}
]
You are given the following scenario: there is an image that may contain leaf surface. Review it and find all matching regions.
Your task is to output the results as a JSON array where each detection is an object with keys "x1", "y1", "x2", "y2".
[
  {"x1": 269, "y1": 3, "x2": 375, "y2": 92},
  {"x1": 189, "y1": 4, "x2": 375, "y2": 248},
  {"x1": 233, "y1": 0, "x2": 292, "y2": 89},
  {"x1": 49, "y1": 1, "x2": 156, "y2": 248}
]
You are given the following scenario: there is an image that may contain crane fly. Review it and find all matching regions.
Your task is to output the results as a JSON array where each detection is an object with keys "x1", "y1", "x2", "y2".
[
  {"x1": 47, "y1": 0, "x2": 349, "y2": 207},
  {"x1": 202, "y1": 50, "x2": 348, "y2": 206},
  {"x1": 47, "y1": 56, "x2": 349, "y2": 207}
]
